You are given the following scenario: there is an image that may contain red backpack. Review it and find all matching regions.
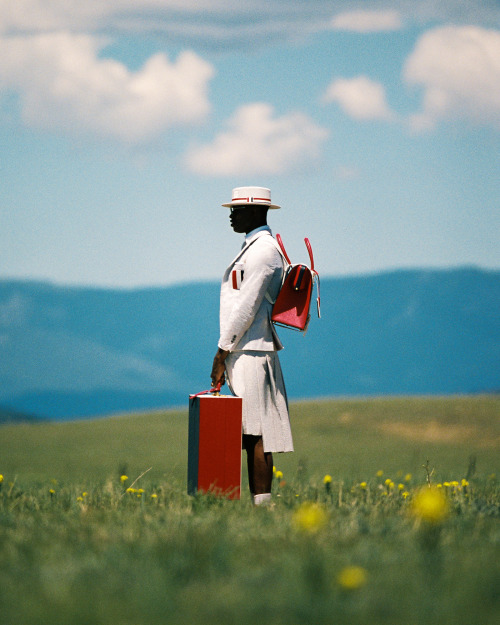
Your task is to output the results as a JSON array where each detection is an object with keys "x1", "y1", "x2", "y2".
[{"x1": 267, "y1": 234, "x2": 321, "y2": 333}]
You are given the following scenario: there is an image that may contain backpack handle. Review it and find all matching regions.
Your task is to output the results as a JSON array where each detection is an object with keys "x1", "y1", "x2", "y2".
[
  {"x1": 277, "y1": 234, "x2": 316, "y2": 273},
  {"x1": 275, "y1": 234, "x2": 292, "y2": 265},
  {"x1": 304, "y1": 238, "x2": 315, "y2": 273}
]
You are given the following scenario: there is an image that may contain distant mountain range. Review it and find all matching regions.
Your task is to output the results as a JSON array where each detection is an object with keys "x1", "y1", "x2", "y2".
[
  {"x1": 0, "y1": 406, "x2": 40, "y2": 425},
  {"x1": 1, "y1": 267, "x2": 498, "y2": 421}
]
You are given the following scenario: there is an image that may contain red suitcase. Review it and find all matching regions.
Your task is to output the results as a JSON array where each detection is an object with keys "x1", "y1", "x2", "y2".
[{"x1": 188, "y1": 388, "x2": 242, "y2": 499}]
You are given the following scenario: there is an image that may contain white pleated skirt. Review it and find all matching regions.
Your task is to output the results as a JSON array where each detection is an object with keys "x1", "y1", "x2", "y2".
[{"x1": 225, "y1": 350, "x2": 294, "y2": 454}]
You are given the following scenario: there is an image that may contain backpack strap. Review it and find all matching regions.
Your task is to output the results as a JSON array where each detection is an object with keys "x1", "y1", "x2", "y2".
[
  {"x1": 304, "y1": 237, "x2": 321, "y2": 318},
  {"x1": 314, "y1": 272, "x2": 321, "y2": 319},
  {"x1": 265, "y1": 235, "x2": 289, "y2": 305}
]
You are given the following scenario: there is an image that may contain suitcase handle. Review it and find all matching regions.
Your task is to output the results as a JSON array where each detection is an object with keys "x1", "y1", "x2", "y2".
[{"x1": 191, "y1": 382, "x2": 222, "y2": 398}]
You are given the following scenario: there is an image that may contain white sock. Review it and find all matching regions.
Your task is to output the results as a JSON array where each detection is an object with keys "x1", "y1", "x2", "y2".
[{"x1": 253, "y1": 493, "x2": 272, "y2": 506}]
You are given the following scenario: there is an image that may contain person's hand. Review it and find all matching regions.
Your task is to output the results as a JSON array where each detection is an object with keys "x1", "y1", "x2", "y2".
[{"x1": 211, "y1": 348, "x2": 229, "y2": 388}]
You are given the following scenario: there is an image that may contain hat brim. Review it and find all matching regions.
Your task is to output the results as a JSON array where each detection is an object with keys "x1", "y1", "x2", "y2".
[{"x1": 221, "y1": 202, "x2": 280, "y2": 209}]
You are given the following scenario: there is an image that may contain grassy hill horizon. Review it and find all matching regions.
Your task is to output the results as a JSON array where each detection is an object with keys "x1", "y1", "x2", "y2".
[
  {"x1": 1, "y1": 394, "x2": 498, "y2": 489},
  {"x1": 1, "y1": 394, "x2": 498, "y2": 625}
]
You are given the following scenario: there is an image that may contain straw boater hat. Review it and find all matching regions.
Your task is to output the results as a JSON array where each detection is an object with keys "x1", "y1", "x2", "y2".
[{"x1": 222, "y1": 186, "x2": 280, "y2": 210}]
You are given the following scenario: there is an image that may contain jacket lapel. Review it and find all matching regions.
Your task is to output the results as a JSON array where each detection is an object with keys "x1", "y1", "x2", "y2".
[{"x1": 226, "y1": 230, "x2": 272, "y2": 268}]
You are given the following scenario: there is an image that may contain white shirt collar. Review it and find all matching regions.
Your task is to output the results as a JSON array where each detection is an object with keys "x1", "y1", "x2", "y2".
[{"x1": 245, "y1": 225, "x2": 272, "y2": 244}]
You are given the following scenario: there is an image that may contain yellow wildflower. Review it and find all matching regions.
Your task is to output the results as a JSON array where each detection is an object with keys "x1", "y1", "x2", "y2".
[
  {"x1": 292, "y1": 502, "x2": 328, "y2": 534},
  {"x1": 443, "y1": 481, "x2": 450, "y2": 487},
  {"x1": 82, "y1": 492, "x2": 88, "y2": 497},
  {"x1": 359, "y1": 482, "x2": 367, "y2": 490},
  {"x1": 402, "y1": 491, "x2": 410, "y2": 499},
  {"x1": 76, "y1": 496, "x2": 83, "y2": 502},
  {"x1": 151, "y1": 494, "x2": 158, "y2": 499},
  {"x1": 49, "y1": 489, "x2": 55, "y2": 495},
  {"x1": 120, "y1": 475, "x2": 128, "y2": 483},
  {"x1": 275, "y1": 470, "x2": 284, "y2": 480},
  {"x1": 0, "y1": 474, "x2": 4, "y2": 483},
  {"x1": 337, "y1": 566, "x2": 368, "y2": 590},
  {"x1": 411, "y1": 487, "x2": 450, "y2": 524},
  {"x1": 461, "y1": 479, "x2": 469, "y2": 487},
  {"x1": 384, "y1": 478, "x2": 392, "y2": 486},
  {"x1": 126, "y1": 487, "x2": 136, "y2": 494},
  {"x1": 398, "y1": 483, "x2": 405, "y2": 491},
  {"x1": 376, "y1": 470, "x2": 383, "y2": 477},
  {"x1": 323, "y1": 474, "x2": 332, "y2": 485},
  {"x1": 405, "y1": 473, "x2": 412, "y2": 482}
]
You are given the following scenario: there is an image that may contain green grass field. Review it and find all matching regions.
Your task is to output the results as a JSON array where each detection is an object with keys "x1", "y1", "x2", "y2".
[{"x1": 1, "y1": 395, "x2": 499, "y2": 625}]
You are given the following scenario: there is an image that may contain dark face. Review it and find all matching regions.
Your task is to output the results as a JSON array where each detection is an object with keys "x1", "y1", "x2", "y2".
[
  {"x1": 229, "y1": 205, "x2": 267, "y2": 234},
  {"x1": 229, "y1": 205, "x2": 257, "y2": 234}
]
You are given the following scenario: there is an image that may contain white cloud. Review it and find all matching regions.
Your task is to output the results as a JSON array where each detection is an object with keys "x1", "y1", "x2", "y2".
[
  {"x1": 322, "y1": 76, "x2": 395, "y2": 121},
  {"x1": 0, "y1": 1, "x2": 101, "y2": 34},
  {"x1": 330, "y1": 10, "x2": 403, "y2": 33},
  {"x1": 0, "y1": 32, "x2": 214, "y2": 143},
  {"x1": 1, "y1": 1, "x2": 499, "y2": 43},
  {"x1": 404, "y1": 26, "x2": 500, "y2": 131},
  {"x1": 0, "y1": 0, "x2": 225, "y2": 34},
  {"x1": 185, "y1": 103, "x2": 329, "y2": 176}
]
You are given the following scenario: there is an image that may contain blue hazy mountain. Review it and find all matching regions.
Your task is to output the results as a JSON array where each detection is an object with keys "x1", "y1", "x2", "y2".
[
  {"x1": 0, "y1": 406, "x2": 43, "y2": 425},
  {"x1": 1, "y1": 268, "x2": 498, "y2": 420}
]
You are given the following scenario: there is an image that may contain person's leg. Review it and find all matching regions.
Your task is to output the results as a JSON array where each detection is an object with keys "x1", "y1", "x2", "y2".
[
  {"x1": 243, "y1": 434, "x2": 273, "y2": 497},
  {"x1": 253, "y1": 437, "x2": 273, "y2": 495},
  {"x1": 243, "y1": 434, "x2": 256, "y2": 496}
]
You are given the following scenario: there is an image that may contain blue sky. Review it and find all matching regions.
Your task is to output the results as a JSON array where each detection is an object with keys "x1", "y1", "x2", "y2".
[{"x1": 1, "y1": 1, "x2": 499, "y2": 288}]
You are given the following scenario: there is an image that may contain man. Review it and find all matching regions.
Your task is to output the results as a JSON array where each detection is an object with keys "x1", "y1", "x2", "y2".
[{"x1": 210, "y1": 186, "x2": 293, "y2": 506}]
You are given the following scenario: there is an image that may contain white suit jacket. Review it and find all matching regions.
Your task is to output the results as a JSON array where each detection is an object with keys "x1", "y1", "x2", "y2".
[{"x1": 218, "y1": 227, "x2": 284, "y2": 352}]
